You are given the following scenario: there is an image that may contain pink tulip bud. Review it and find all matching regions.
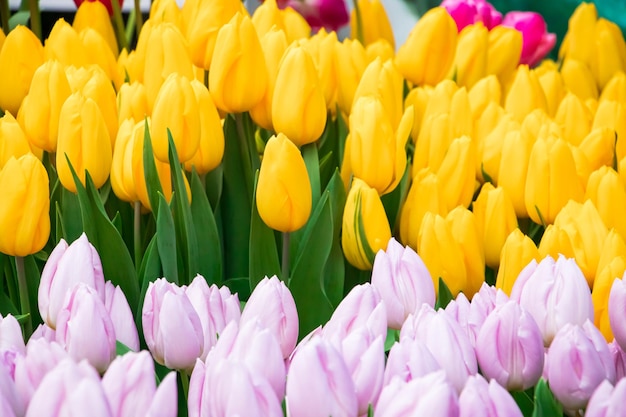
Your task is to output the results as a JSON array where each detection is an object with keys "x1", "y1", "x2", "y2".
[
  {"x1": 38, "y1": 234, "x2": 106, "y2": 329},
  {"x1": 383, "y1": 337, "x2": 441, "y2": 385},
  {"x1": 442, "y1": 0, "x2": 502, "y2": 31},
  {"x1": 28, "y1": 324, "x2": 56, "y2": 344},
  {"x1": 585, "y1": 379, "x2": 626, "y2": 417},
  {"x1": 609, "y1": 276, "x2": 626, "y2": 352},
  {"x1": 376, "y1": 371, "x2": 459, "y2": 416},
  {"x1": 25, "y1": 358, "x2": 113, "y2": 417},
  {"x1": 0, "y1": 363, "x2": 23, "y2": 417},
  {"x1": 502, "y1": 11, "x2": 556, "y2": 66},
  {"x1": 286, "y1": 337, "x2": 357, "y2": 417},
  {"x1": 146, "y1": 372, "x2": 177, "y2": 417},
  {"x1": 55, "y1": 283, "x2": 116, "y2": 373},
  {"x1": 142, "y1": 278, "x2": 204, "y2": 372},
  {"x1": 608, "y1": 340, "x2": 626, "y2": 380},
  {"x1": 476, "y1": 300, "x2": 544, "y2": 390},
  {"x1": 0, "y1": 314, "x2": 25, "y2": 355},
  {"x1": 400, "y1": 305, "x2": 477, "y2": 393},
  {"x1": 240, "y1": 275, "x2": 297, "y2": 359},
  {"x1": 459, "y1": 374, "x2": 522, "y2": 417},
  {"x1": 546, "y1": 321, "x2": 616, "y2": 411},
  {"x1": 104, "y1": 282, "x2": 139, "y2": 352},
  {"x1": 371, "y1": 238, "x2": 435, "y2": 329},
  {"x1": 511, "y1": 255, "x2": 594, "y2": 346}
]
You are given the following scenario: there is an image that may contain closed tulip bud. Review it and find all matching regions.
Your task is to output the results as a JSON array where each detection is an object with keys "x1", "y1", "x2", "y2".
[
  {"x1": 149, "y1": 0, "x2": 183, "y2": 28},
  {"x1": 210, "y1": 13, "x2": 268, "y2": 113},
  {"x1": 502, "y1": 11, "x2": 556, "y2": 67},
  {"x1": 19, "y1": 60, "x2": 72, "y2": 153},
  {"x1": 44, "y1": 19, "x2": 90, "y2": 67},
  {"x1": 371, "y1": 238, "x2": 435, "y2": 329},
  {"x1": 335, "y1": 38, "x2": 368, "y2": 115},
  {"x1": 453, "y1": 23, "x2": 488, "y2": 89},
  {"x1": 586, "y1": 379, "x2": 626, "y2": 417},
  {"x1": 437, "y1": 135, "x2": 476, "y2": 210},
  {"x1": 476, "y1": 301, "x2": 544, "y2": 390},
  {"x1": 593, "y1": 100, "x2": 626, "y2": 160},
  {"x1": 0, "y1": 154, "x2": 50, "y2": 257},
  {"x1": 104, "y1": 282, "x2": 139, "y2": 352},
  {"x1": 301, "y1": 30, "x2": 339, "y2": 112},
  {"x1": 468, "y1": 74, "x2": 501, "y2": 119},
  {"x1": 353, "y1": 58, "x2": 403, "y2": 129},
  {"x1": 142, "y1": 278, "x2": 204, "y2": 371},
  {"x1": 590, "y1": 19, "x2": 626, "y2": 90},
  {"x1": 578, "y1": 127, "x2": 616, "y2": 173},
  {"x1": 79, "y1": 29, "x2": 121, "y2": 89},
  {"x1": 280, "y1": 7, "x2": 311, "y2": 42},
  {"x1": 0, "y1": 26, "x2": 44, "y2": 115},
  {"x1": 554, "y1": 92, "x2": 593, "y2": 146},
  {"x1": 547, "y1": 321, "x2": 616, "y2": 411},
  {"x1": 383, "y1": 336, "x2": 441, "y2": 385},
  {"x1": 600, "y1": 71, "x2": 626, "y2": 103},
  {"x1": 609, "y1": 275, "x2": 626, "y2": 352},
  {"x1": 351, "y1": 0, "x2": 394, "y2": 48},
  {"x1": 474, "y1": 101, "x2": 505, "y2": 146},
  {"x1": 586, "y1": 167, "x2": 626, "y2": 239},
  {"x1": 256, "y1": 133, "x2": 312, "y2": 232},
  {"x1": 413, "y1": 113, "x2": 454, "y2": 176},
  {"x1": 240, "y1": 275, "x2": 297, "y2": 358},
  {"x1": 342, "y1": 178, "x2": 392, "y2": 270},
  {"x1": 396, "y1": 7, "x2": 457, "y2": 86},
  {"x1": 56, "y1": 92, "x2": 112, "y2": 193},
  {"x1": 421, "y1": 79, "x2": 472, "y2": 139},
  {"x1": 459, "y1": 374, "x2": 523, "y2": 417},
  {"x1": 559, "y1": 2, "x2": 597, "y2": 62},
  {"x1": 537, "y1": 224, "x2": 576, "y2": 260},
  {"x1": 110, "y1": 119, "x2": 141, "y2": 203},
  {"x1": 504, "y1": 65, "x2": 548, "y2": 122},
  {"x1": 73, "y1": 0, "x2": 118, "y2": 56},
  {"x1": 511, "y1": 255, "x2": 594, "y2": 346},
  {"x1": 473, "y1": 183, "x2": 518, "y2": 269},
  {"x1": 0, "y1": 314, "x2": 25, "y2": 360},
  {"x1": 151, "y1": 74, "x2": 200, "y2": 163},
  {"x1": 404, "y1": 85, "x2": 432, "y2": 142},
  {"x1": 0, "y1": 113, "x2": 30, "y2": 169},
  {"x1": 486, "y1": 25, "x2": 522, "y2": 84},
  {"x1": 496, "y1": 229, "x2": 540, "y2": 296},
  {"x1": 442, "y1": 0, "x2": 502, "y2": 31},
  {"x1": 272, "y1": 45, "x2": 325, "y2": 146},
  {"x1": 497, "y1": 130, "x2": 533, "y2": 217},
  {"x1": 477, "y1": 114, "x2": 519, "y2": 183},
  {"x1": 252, "y1": 0, "x2": 290, "y2": 38},
  {"x1": 594, "y1": 256, "x2": 626, "y2": 341},
  {"x1": 536, "y1": 64, "x2": 565, "y2": 117},
  {"x1": 446, "y1": 206, "x2": 485, "y2": 298},
  {"x1": 561, "y1": 58, "x2": 599, "y2": 100},
  {"x1": 117, "y1": 82, "x2": 149, "y2": 123},
  {"x1": 609, "y1": 339, "x2": 626, "y2": 380}
]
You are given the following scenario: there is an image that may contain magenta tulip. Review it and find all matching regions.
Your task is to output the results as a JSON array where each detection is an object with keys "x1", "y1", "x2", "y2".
[
  {"x1": 609, "y1": 276, "x2": 626, "y2": 352},
  {"x1": 502, "y1": 11, "x2": 556, "y2": 66},
  {"x1": 586, "y1": 379, "x2": 626, "y2": 417},
  {"x1": 459, "y1": 374, "x2": 522, "y2": 417},
  {"x1": 286, "y1": 0, "x2": 349, "y2": 32},
  {"x1": 383, "y1": 336, "x2": 441, "y2": 385},
  {"x1": 441, "y1": 0, "x2": 502, "y2": 31},
  {"x1": 104, "y1": 282, "x2": 139, "y2": 352},
  {"x1": 371, "y1": 238, "x2": 435, "y2": 329}
]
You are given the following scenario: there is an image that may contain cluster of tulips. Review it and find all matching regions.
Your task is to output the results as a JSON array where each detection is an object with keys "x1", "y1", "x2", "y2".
[{"x1": 2, "y1": 0, "x2": 626, "y2": 413}]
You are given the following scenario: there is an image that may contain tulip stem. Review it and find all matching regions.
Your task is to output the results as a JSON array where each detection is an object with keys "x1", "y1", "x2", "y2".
[
  {"x1": 133, "y1": 0, "x2": 143, "y2": 40},
  {"x1": 28, "y1": 0, "x2": 41, "y2": 40},
  {"x1": 111, "y1": 0, "x2": 128, "y2": 51},
  {"x1": 352, "y1": 0, "x2": 364, "y2": 45},
  {"x1": 179, "y1": 370, "x2": 190, "y2": 400},
  {"x1": 15, "y1": 256, "x2": 32, "y2": 339},
  {"x1": 134, "y1": 201, "x2": 142, "y2": 268},
  {"x1": 235, "y1": 113, "x2": 254, "y2": 202},
  {"x1": 282, "y1": 232, "x2": 290, "y2": 282},
  {"x1": 0, "y1": 0, "x2": 9, "y2": 35}
]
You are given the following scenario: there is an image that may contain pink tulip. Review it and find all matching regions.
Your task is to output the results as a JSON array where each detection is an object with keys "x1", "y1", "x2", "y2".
[
  {"x1": 476, "y1": 300, "x2": 544, "y2": 390},
  {"x1": 55, "y1": 283, "x2": 116, "y2": 373},
  {"x1": 511, "y1": 255, "x2": 593, "y2": 346},
  {"x1": 376, "y1": 371, "x2": 459, "y2": 417},
  {"x1": 546, "y1": 321, "x2": 616, "y2": 411},
  {"x1": 383, "y1": 337, "x2": 441, "y2": 385},
  {"x1": 585, "y1": 378, "x2": 626, "y2": 417},
  {"x1": 441, "y1": 0, "x2": 502, "y2": 31},
  {"x1": 285, "y1": 0, "x2": 349, "y2": 32},
  {"x1": 609, "y1": 276, "x2": 626, "y2": 352},
  {"x1": 146, "y1": 372, "x2": 177, "y2": 417},
  {"x1": 502, "y1": 11, "x2": 556, "y2": 66},
  {"x1": 240, "y1": 275, "x2": 296, "y2": 359},
  {"x1": 608, "y1": 340, "x2": 626, "y2": 380},
  {"x1": 0, "y1": 363, "x2": 23, "y2": 417},
  {"x1": 459, "y1": 374, "x2": 522, "y2": 417},
  {"x1": 104, "y1": 282, "x2": 139, "y2": 352},
  {"x1": 0, "y1": 314, "x2": 25, "y2": 355},
  {"x1": 38, "y1": 233, "x2": 106, "y2": 329},
  {"x1": 286, "y1": 336, "x2": 357, "y2": 417},
  {"x1": 371, "y1": 238, "x2": 435, "y2": 329},
  {"x1": 142, "y1": 278, "x2": 204, "y2": 372},
  {"x1": 28, "y1": 324, "x2": 56, "y2": 344}
]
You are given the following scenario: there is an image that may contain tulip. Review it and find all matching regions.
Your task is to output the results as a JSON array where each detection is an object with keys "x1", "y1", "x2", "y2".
[
  {"x1": 342, "y1": 178, "x2": 392, "y2": 270},
  {"x1": 353, "y1": 58, "x2": 403, "y2": 129},
  {"x1": 546, "y1": 321, "x2": 616, "y2": 411},
  {"x1": 334, "y1": 38, "x2": 368, "y2": 115},
  {"x1": 413, "y1": 113, "x2": 455, "y2": 176},
  {"x1": 497, "y1": 130, "x2": 534, "y2": 217},
  {"x1": 589, "y1": 19, "x2": 626, "y2": 90},
  {"x1": 116, "y1": 82, "x2": 149, "y2": 123},
  {"x1": 586, "y1": 167, "x2": 626, "y2": 240},
  {"x1": 146, "y1": 373, "x2": 178, "y2": 417},
  {"x1": 504, "y1": 65, "x2": 548, "y2": 122},
  {"x1": 110, "y1": 119, "x2": 141, "y2": 203},
  {"x1": 209, "y1": 13, "x2": 268, "y2": 113},
  {"x1": 453, "y1": 22, "x2": 488, "y2": 89},
  {"x1": 286, "y1": 0, "x2": 349, "y2": 32},
  {"x1": 558, "y1": 2, "x2": 597, "y2": 63},
  {"x1": 537, "y1": 224, "x2": 576, "y2": 261},
  {"x1": 0, "y1": 113, "x2": 30, "y2": 169},
  {"x1": 593, "y1": 100, "x2": 626, "y2": 160},
  {"x1": 103, "y1": 282, "x2": 139, "y2": 351},
  {"x1": 525, "y1": 135, "x2": 584, "y2": 225},
  {"x1": 0, "y1": 25, "x2": 44, "y2": 115},
  {"x1": 0, "y1": 154, "x2": 50, "y2": 257},
  {"x1": 478, "y1": 114, "x2": 521, "y2": 184},
  {"x1": 561, "y1": 58, "x2": 599, "y2": 100},
  {"x1": 536, "y1": 63, "x2": 565, "y2": 117},
  {"x1": 511, "y1": 255, "x2": 594, "y2": 346},
  {"x1": 586, "y1": 379, "x2": 626, "y2": 417},
  {"x1": 501, "y1": 11, "x2": 556, "y2": 67},
  {"x1": 579, "y1": 127, "x2": 617, "y2": 173},
  {"x1": 555, "y1": 92, "x2": 593, "y2": 146},
  {"x1": 0, "y1": 315, "x2": 25, "y2": 358},
  {"x1": 404, "y1": 85, "x2": 433, "y2": 142},
  {"x1": 142, "y1": 278, "x2": 204, "y2": 371},
  {"x1": 486, "y1": 25, "x2": 522, "y2": 83},
  {"x1": 301, "y1": 30, "x2": 339, "y2": 112},
  {"x1": 401, "y1": 305, "x2": 477, "y2": 393},
  {"x1": 468, "y1": 75, "x2": 501, "y2": 119},
  {"x1": 44, "y1": 19, "x2": 90, "y2": 67},
  {"x1": 600, "y1": 71, "x2": 626, "y2": 103},
  {"x1": 495, "y1": 229, "x2": 540, "y2": 296},
  {"x1": 79, "y1": 29, "x2": 121, "y2": 87},
  {"x1": 376, "y1": 370, "x2": 459, "y2": 416},
  {"x1": 396, "y1": 7, "x2": 457, "y2": 86},
  {"x1": 350, "y1": 0, "x2": 394, "y2": 48},
  {"x1": 459, "y1": 374, "x2": 523, "y2": 417},
  {"x1": 286, "y1": 337, "x2": 357, "y2": 417},
  {"x1": 252, "y1": 0, "x2": 308, "y2": 43},
  {"x1": 441, "y1": 0, "x2": 502, "y2": 32},
  {"x1": 474, "y1": 102, "x2": 505, "y2": 149},
  {"x1": 593, "y1": 256, "x2": 626, "y2": 341},
  {"x1": 240, "y1": 275, "x2": 297, "y2": 358},
  {"x1": 124, "y1": 20, "x2": 153, "y2": 83},
  {"x1": 149, "y1": 0, "x2": 183, "y2": 29},
  {"x1": 437, "y1": 135, "x2": 476, "y2": 210},
  {"x1": 371, "y1": 238, "x2": 435, "y2": 329},
  {"x1": 609, "y1": 275, "x2": 626, "y2": 352},
  {"x1": 420, "y1": 79, "x2": 472, "y2": 141},
  {"x1": 72, "y1": 0, "x2": 118, "y2": 56},
  {"x1": 609, "y1": 340, "x2": 626, "y2": 381},
  {"x1": 383, "y1": 336, "x2": 441, "y2": 385}
]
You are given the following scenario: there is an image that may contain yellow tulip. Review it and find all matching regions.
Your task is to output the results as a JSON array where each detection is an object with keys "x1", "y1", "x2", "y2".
[
  {"x1": 486, "y1": 25, "x2": 522, "y2": 84},
  {"x1": 473, "y1": 101, "x2": 505, "y2": 147},
  {"x1": 0, "y1": 154, "x2": 50, "y2": 256},
  {"x1": 476, "y1": 114, "x2": 519, "y2": 183},
  {"x1": 446, "y1": 206, "x2": 485, "y2": 298},
  {"x1": 300, "y1": 29, "x2": 338, "y2": 111},
  {"x1": 280, "y1": 7, "x2": 311, "y2": 43},
  {"x1": 73, "y1": 0, "x2": 118, "y2": 57},
  {"x1": 44, "y1": 19, "x2": 90, "y2": 67},
  {"x1": 151, "y1": 74, "x2": 200, "y2": 163},
  {"x1": 592, "y1": 100, "x2": 626, "y2": 160},
  {"x1": 560, "y1": 58, "x2": 598, "y2": 101},
  {"x1": 56, "y1": 93, "x2": 112, "y2": 193},
  {"x1": 0, "y1": 27, "x2": 5, "y2": 50},
  {"x1": 538, "y1": 224, "x2": 576, "y2": 261},
  {"x1": 453, "y1": 23, "x2": 488, "y2": 89},
  {"x1": 586, "y1": 167, "x2": 626, "y2": 240},
  {"x1": 596, "y1": 230, "x2": 626, "y2": 281},
  {"x1": 256, "y1": 133, "x2": 312, "y2": 233},
  {"x1": 404, "y1": 86, "x2": 433, "y2": 142},
  {"x1": 577, "y1": 127, "x2": 615, "y2": 172},
  {"x1": 589, "y1": 19, "x2": 626, "y2": 90},
  {"x1": 272, "y1": 45, "x2": 326, "y2": 146},
  {"x1": 365, "y1": 39, "x2": 395, "y2": 63},
  {"x1": 593, "y1": 256, "x2": 626, "y2": 342},
  {"x1": 210, "y1": 13, "x2": 268, "y2": 114},
  {"x1": 413, "y1": 113, "x2": 454, "y2": 176},
  {"x1": 504, "y1": 65, "x2": 548, "y2": 123},
  {"x1": 600, "y1": 71, "x2": 626, "y2": 103},
  {"x1": 0, "y1": 113, "x2": 31, "y2": 169},
  {"x1": 496, "y1": 229, "x2": 540, "y2": 296},
  {"x1": 350, "y1": 0, "x2": 395, "y2": 49},
  {"x1": 537, "y1": 65, "x2": 565, "y2": 118},
  {"x1": 79, "y1": 28, "x2": 121, "y2": 88},
  {"x1": 0, "y1": 25, "x2": 44, "y2": 115},
  {"x1": 420, "y1": 80, "x2": 470, "y2": 135},
  {"x1": 559, "y1": 2, "x2": 597, "y2": 63},
  {"x1": 554, "y1": 92, "x2": 592, "y2": 146},
  {"x1": 251, "y1": 0, "x2": 310, "y2": 43},
  {"x1": 126, "y1": 19, "x2": 154, "y2": 83},
  {"x1": 497, "y1": 129, "x2": 534, "y2": 217},
  {"x1": 342, "y1": 178, "x2": 391, "y2": 270},
  {"x1": 117, "y1": 82, "x2": 150, "y2": 123},
  {"x1": 395, "y1": 7, "x2": 457, "y2": 86},
  {"x1": 111, "y1": 119, "x2": 140, "y2": 203},
  {"x1": 436, "y1": 135, "x2": 475, "y2": 210},
  {"x1": 468, "y1": 75, "x2": 501, "y2": 120},
  {"x1": 335, "y1": 38, "x2": 368, "y2": 116},
  {"x1": 149, "y1": 0, "x2": 184, "y2": 29}
]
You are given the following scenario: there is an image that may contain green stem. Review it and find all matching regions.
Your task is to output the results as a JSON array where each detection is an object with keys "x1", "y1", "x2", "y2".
[
  {"x1": 125, "y1": 6, "x2": 136, "y2": 48},
  {"x1": 134, "y1": 201, "x2": 142, "y2": 269},
  {"x1": 352, "y1": 0, "x2": 364, "y2": 45},
  {"x1": 15, "y1": 256, "x2": 32, "y2": 339},
  {"x1": 28, "y1": 0, "x2": 41, "y2": 40},
  {"x1": 133, "y1": 0, "x2": 143, "y2": 41},
  {"x1": 0, "y1": 0, "x2": 9, "y2": 36},
  {"x1": 282, "y1": 232, "x2": 290, "y2": 283},
  {"x1": 111, "y1": 0, "x2": 128, "y2": 51},
  {"x1": 235, "y1": 113, "x2": 254, "y2": 202},
  {"x1": 179, "y1": 370, "x2": 190, "y2": 400}
]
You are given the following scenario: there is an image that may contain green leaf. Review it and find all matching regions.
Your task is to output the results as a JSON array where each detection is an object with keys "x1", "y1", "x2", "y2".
[
  {"x1": 24, "y1": 255, "x2": 42, "y2": 327},
  {"x1": 190, "y1": 170, "x2": 222, "y2": 285},
  {"x1": 111, "y1": 212, "x2": 123, "y2": 236},
  {"x1": 223, "y1": 277, "x2": 252, "y2": 301},
  {"x1": 8, "y1": 11, "x2": 30, "y2": 30},
  {"x1": 302, "y1": 142, "x2": 321, "y2": 210},
  {"x1": 532, "y1": 379, "x2": 563, "y2": 417},
  {"x1": 55, "y1": 202, "x2": 66, "y2": 243},
  {"x1": 142, "y1": 120, "x2": 164, "y2": 219},
  {"x1": 322, "y1": 171, "x2": 346, "y2": 307},
  {"x1": 435, "y1": 277, "x2": 454, "y2": 309},
  {"x1": 204, "y1": 164, "x2": 223, "y2": 212},
  {"x1": 135, "y1": 234, "x2": 162, "y2": 338},
  {"x1": 60, "y1": 187, "x2": 84, "y2": 242},
  {"x1": 512, "y1": 388, "x2": 535, "y2": 417},
  {"x1": 115, "y1": 340, "x2": 134, "y2": 356},
  {"x1": 156, "y1": 193, "x2": 178, "y2": 285},
  {"x1": 249, "y1": 171, "x2": 280, "y2": 290},
  {"x1": 384, "y1": 328, "x2": 399, "y2": 352},
  {"x1": 380, "y1": 162, "x2": 410, "y2": 233},
  {"x1": 0, "y1": 293, "x2": 19, "y2": 316}
]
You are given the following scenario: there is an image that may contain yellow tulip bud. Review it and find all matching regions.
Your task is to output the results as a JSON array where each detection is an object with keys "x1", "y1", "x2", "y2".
[
  {"x1": 79, "y1": 29, "x2": 121, "y2": 88},
  {"x1": 111, "y1": 119, "x2": 140, "y2": 203},
  {"x1": 593, "y1": 100, "x2": 626, "y2": 160},
  {"x1": 56, "y1": 92, "x2": 113, "y2": 193},
  {"x1": 590, "y1": 19, "x2": 626, "y2": 90},
  {"x1": 593, "y1": 256, "x2": 626, "y2": 342},
  {"x1": 496, "y1": 229, "x2": 540, "y2": 296},
  {"x1": 149, "y1": 0, "x2": 184, "y2": 30},
  {"x1": 525, "y1": 135, "x2": 584, "y2": 225},
  {"x1": 600, "y1": 71, "x2": 626, "y2": 103},
  {"x1": 280, "y1": 7, "x2": 311, "y2": 43},
  {"x1": 596, "y1": 230, "x2": 626, "y2": 281},
  {"x1": 453, "y1": 23, "x2": 488, "y2": 89},
  {"x1": 559, "y1": 2, "x2": 597, "y2": 62},
  {"x1": 399, "y1": 169, "x2": 447, "y2": 250},
  {"x1": 0, "y1": 154, "x2": 50, "y2": 256},
  {"x1": 335, "y1": 38, "x2": 368, "y2": 116},
  {"x1": 473, "y1": 183, "x2": 518, "y2": 269},
  {"x1": 301, "y1": 29, "x2": 338, "y2": 112},
  {"x1": 497, "y1": 129, "x2": 534, "y2": 217},
  {"x1": 486, "y1": 25, "x2": 522, "y2": 84},
  {"x1": 474, "y1": 101, "x2": 505, "y2": 146},
  {"x1": 586, "y1": 167, "x2": 626, "y2": 240},
  {"x1": 413, "y1": 113, "x2": 453, "y2": 176},
  {"x1": 436, "y1": 135, "x2": 475, "y2": 210},
  {"x1": 183, "y1": 80, "x2": 224, "y2": 175},
  {"x1": 0, "y1": 113, "x2": 31, "y2": 169},
  {"x1": 446, "y1": 206, "x2": 485, "y2": 298},
  {"x1": 272, "y1": 46, "x2": 326, "y2": 146},
  {"x1": 418, "y1": 212, "x2": 467, "y2": 297},
  {"x1": 477, "y1": 115, "x2": 519, "y2": 183},
  {"x1": 0, "y1": 27, "x2": 5, "y2": 50},
  {"x1": 538, "y1": 224, "x2": 576, "y2": 260},
  {"x1": 45, "y1": 19, "x2": 89, "y2": 67},
  {"x1": 554, "y1": 92, "x2": 593, "y2": 146},
  {"x1": 365, "y1": 39, "x2": 395, "y2": 63},
  {"x1": 353, "y1": 58, "x2": 403, "y2": 130},
  {"x1": 504, "y1": 65, "x2": 548, "y2": 123},
  {"x1": 0, "y1": 25, "x2": 44, "y2": 115},
  {"x1": 395, "y1": 7, "x2": 457, "y2": 86},
  {"x1": 560, "y1": 58, "x2": 598, "y2": 101},
  {"x1": 73, "y1": 0, "x2": 118, "y2": 57},
  {"x1": 251, "y1": 0, "x2": 310, "y2": 43},
  {"x1": 421, "y1": 81, "x2": 472, "y2": 138},
  {"x1": 578, "y1": 127, "x2": 616, "y2": 174},
  {"x1": 468, "y1": 75, "x2": 501, "y2": 120},
  {"x1": 127, "y1": 19, "x2": 154, "y2": 83},
  {"x1": 537, "y1": 65, "x2": 565, "y2": 118},
  {"x1": 404, "y1": 86, "x2": 433, "y2": 142},
  {"x1": 117, "y1": 82, "x2": 149, "y2": 123},
  {"x1": 351, "y1": 0, "x2": 394, "y2": 49},
  {"x1": 256, "y1": 133, "x2": 312, "y2": 233},
  {"x1": 554, "y1": 200, "x2": 609, "y2": 286},
  {"x1": 151, "y1": 74, "x2": 200, "y2": 163}
]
